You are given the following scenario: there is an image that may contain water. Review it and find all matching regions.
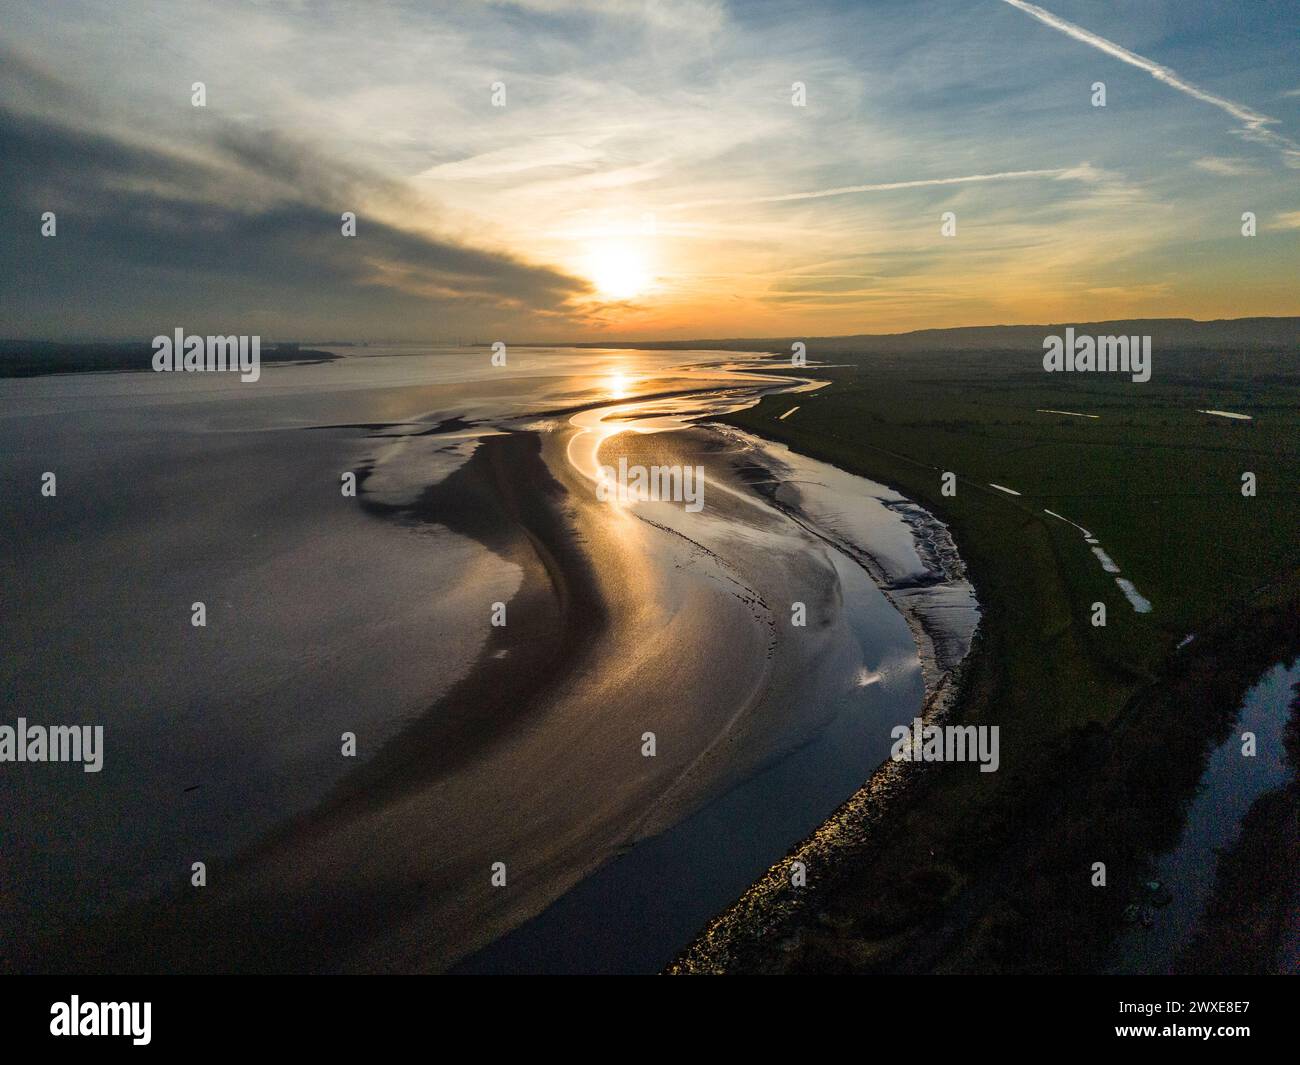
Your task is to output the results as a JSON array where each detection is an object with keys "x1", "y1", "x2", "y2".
[
  {"x1": 1114, "y1": 659, "x2": 1299, "y2": 973},
  {"x1": 0, "y1": 346, "x2": 975, "y2": 972}
]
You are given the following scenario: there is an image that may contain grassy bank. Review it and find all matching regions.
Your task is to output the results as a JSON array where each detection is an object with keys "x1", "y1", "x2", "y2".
[{"x1": 693, "y1": 341, "x2": 1300, "y2": 972}]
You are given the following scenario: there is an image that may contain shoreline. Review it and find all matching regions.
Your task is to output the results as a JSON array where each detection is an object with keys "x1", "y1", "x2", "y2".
[
  {"x1": 715, "y1": 423, "x2": 977, "y2": 694},
  {"x1": 668, "y1": 421, "x2": 980, "y2": 975},
  {"x1": 667, "y1": 657, "x2": 973, "y2": 974}
]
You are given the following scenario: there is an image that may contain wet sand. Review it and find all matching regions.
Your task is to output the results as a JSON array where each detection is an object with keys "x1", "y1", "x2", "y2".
[{"x1": 3, "y1": 347, "x2": 973, "y2": 973}]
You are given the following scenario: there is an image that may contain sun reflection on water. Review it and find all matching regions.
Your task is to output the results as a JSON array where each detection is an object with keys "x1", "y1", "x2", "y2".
[{"x1": 606, "y1": 371, "x2": 633, "y2": 400}]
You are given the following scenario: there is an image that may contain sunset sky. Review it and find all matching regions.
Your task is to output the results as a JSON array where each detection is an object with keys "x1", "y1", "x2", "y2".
[{"x1": 3, "y1": 0, "x2": 1298, "y2": 341}]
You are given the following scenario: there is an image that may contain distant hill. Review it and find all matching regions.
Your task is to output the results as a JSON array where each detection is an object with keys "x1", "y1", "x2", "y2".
[{"x1": 571, "y1": 317, "x2": 1299, "y2": 354}]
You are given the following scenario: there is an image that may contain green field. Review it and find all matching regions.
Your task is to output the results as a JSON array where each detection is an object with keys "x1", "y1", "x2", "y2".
[{"x1": 713, "y1": 339, "x2": 1300, "y2": 972}]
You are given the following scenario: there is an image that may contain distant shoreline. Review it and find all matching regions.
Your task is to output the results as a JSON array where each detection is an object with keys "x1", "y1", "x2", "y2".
[{"x1": 0, "y1": 342, "x2": 341, "y2": 378}]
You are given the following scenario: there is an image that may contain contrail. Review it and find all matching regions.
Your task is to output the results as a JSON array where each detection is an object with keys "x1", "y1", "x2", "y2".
[
  {"x1": 663, "y1": 167, "x2": 1081, "y2": 211},
  {"x1": 999, "y1": 0, "x2": 1299, "y2": 165}
]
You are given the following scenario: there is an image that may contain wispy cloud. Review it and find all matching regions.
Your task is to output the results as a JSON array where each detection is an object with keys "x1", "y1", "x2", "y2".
[
  {"x1": 999, "y1": 0, "x2": 1300, "y2": 166},
  {"x1": 661, "y1": 167, "x2": 1092, "y2": 211},
  {"x1": 1192, "y1": 156, "x2": 1262, "y2": 177}
]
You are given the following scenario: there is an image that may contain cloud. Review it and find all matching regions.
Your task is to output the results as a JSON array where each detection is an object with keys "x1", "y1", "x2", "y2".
[
  {"x1": 0, "y1": 55, "x2": 591, "y2": 338},
  {"x1": 999, "y1": 0, "x2": 1300, "y2": 167},
  {"x1": 1192, "y1": 156, "x2": 1262, "y2": 176},
  {"x1": 661, "y1": 167, "x2": 1092, "y2": 211},
  {"x1": 3, "y1": 1, "x2": 1297, "y2": 339},
  {"x1": 483, "y1": 0, "x2": 726, "y2": 36}
]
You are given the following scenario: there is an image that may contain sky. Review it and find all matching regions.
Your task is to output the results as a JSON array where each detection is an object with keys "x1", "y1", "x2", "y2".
[{"x1": 1, "y1": 0, "x2": 1297, "y2": 341}]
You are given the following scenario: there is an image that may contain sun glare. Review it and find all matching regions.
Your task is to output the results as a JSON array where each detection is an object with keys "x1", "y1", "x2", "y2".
[
  {"x1": 586, "y1": 242, "x2": 651, "y2": 301},
  {"x1": 606, "y1": 371, "x2": 633, "y2": 399}
]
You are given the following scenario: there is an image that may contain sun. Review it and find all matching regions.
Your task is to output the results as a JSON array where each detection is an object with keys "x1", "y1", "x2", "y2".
[{"x1": 586, "y1": 242, "x2": 651, "y2": 301}]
